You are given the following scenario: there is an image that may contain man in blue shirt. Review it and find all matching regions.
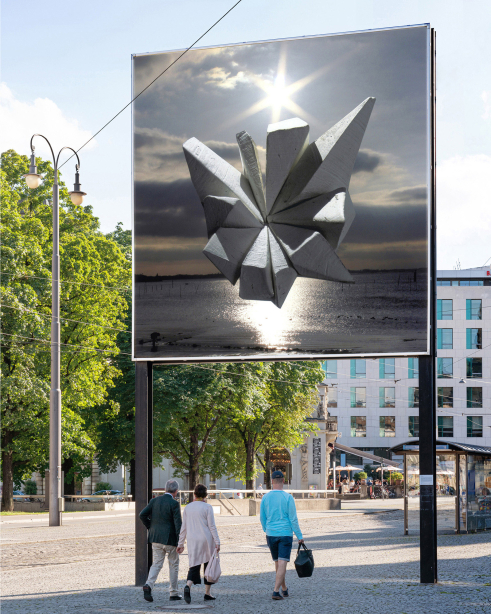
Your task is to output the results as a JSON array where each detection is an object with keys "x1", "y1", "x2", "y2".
[{"x1": 260, "y1": 470, "x2": 304, "y2": 600}]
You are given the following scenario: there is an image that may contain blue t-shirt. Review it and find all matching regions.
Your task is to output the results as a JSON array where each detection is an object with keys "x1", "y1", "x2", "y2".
[{"x1": 260, "y1": 490, "x2": 303, "y2": 539}]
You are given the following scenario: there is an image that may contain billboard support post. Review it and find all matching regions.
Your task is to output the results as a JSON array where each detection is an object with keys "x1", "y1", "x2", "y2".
[
  {"x1": 419, "y1": 27, "x2": 437, "y2": 584},
  {"x1": 135, "y1": 361, "x2": 153, "y2": 586}
]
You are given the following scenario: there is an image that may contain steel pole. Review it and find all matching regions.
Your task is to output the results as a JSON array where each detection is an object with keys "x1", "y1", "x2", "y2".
[{"x1": 49, "y1": 178, "x2": 62, "y2": 526}]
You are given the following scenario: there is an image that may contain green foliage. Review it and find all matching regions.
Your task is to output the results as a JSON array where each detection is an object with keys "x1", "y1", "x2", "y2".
[
  {"x1": 354, "y1": 471, "x2": 367, "y2": 481},
  {"x1": 391, "y1": 472, "x2": 403, "y2": 482},
  {"x1": 95, "y1": 482, "x2": 113, "y2": 491},
  {"x1": 1, "y1": 149, "x2": 130, "y2": 510},
  {"x1": 23, "y1": 479, "x2": 37, "y2": 495}
]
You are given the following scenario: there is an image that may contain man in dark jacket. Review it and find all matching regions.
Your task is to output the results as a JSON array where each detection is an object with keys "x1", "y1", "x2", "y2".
[{"x1": 140, "y1": 479, "x2": 182, "y2": 602}]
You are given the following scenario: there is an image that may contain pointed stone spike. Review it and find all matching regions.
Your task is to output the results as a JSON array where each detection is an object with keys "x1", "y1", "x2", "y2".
[
  {"x1": 270, "y1": 223, "x2": 354, "y2": 283},
  {"x1": 202, "y1": 196, "x2": 235, "y2": 238},
  {"x1": 239, "y1": 227, "x2": 274, "y2": 301},
  {"x1": 271, "y1": 98, "x2": 375, "y2": 213},
  {"x1": 266, "y1": 118, "x2": 309, "y2": 214},
  {"x1": 203, "y1": 227, "x2": 261, "y2": 285},
  {"x1": 236, "y1": 131, "x2": 266, "y2": 218},
  {"x1": 270, "y1": 189, "x2": 355, "y2": 249},
  {"x1": 183, "y1": 137, "x2": 262, "y2": 221},
  {"x1": 267, "y1": 229, "x2": 297, "y2": 308},
  {"x1": 223, "y1": 198, "x2": 263, "y2": 229}
]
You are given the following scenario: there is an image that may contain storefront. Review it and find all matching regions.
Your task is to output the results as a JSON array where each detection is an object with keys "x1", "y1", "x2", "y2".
[{"x1": 389, "y1": 441, "x2": 491, "y2": 533}]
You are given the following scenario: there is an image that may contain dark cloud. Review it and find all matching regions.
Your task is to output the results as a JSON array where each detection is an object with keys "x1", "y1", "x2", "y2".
[
  {"x1": 134, "y1": 179, "x2": 206, "y2": 239},
  {"x1": 388, "y1": 186, "x2": 427, "y2": 202},
  {"x1": 352, "y1": 150, "x2": 382, "y2": 174}
]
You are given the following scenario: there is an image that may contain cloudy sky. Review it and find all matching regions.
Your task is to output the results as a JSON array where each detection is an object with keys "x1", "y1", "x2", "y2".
[
  {"x1": 1, "y1": 0, "x2": 490, "y2": 271},
  {"x1": 133, "y1": 26, "x2": 429, "y2": 276}
]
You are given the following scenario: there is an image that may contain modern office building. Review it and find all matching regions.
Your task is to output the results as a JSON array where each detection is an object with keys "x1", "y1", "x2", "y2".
[{"x1": 325, "y1": 265, "x2": 491, "y2": 465}]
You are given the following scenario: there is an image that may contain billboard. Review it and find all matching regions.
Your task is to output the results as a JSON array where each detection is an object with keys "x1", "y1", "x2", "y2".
[{"x1": 132, "y1": 24, "x2": 433, "y2": 362}]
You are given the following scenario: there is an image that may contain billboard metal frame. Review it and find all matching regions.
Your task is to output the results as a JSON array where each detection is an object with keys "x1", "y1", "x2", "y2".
[{"x1": 131, "y1": 23, "x2": 434, "y2": 363}]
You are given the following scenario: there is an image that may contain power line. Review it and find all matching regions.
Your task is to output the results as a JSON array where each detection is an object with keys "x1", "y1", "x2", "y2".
[
  {"x1": 1, "y1": 271, "x2": 130, "y2": 292},
  {"x1": 1, "y1": 304, "x2": 131, "y2": 334},
  {"x1": 58, "y1": 0, "x2": 243, "y2": 169}
]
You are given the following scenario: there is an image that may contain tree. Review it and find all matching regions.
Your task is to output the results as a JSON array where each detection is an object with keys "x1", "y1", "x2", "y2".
[
  {"x1": 1, "y1": 150, "x2": 130, "y2": 510},
  {"x1": 227, "y1": 361, "x2": 324, "y2": 489}
]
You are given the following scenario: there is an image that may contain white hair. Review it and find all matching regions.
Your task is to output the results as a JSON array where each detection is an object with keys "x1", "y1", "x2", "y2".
[{"x1": 165, "y1": 479, "x2": 179, "y2": 493}]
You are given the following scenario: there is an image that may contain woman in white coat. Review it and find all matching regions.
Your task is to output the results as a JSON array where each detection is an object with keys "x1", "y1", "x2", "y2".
[{"x1": 176, "y1": 483, "x2": 220, "y2": 604}]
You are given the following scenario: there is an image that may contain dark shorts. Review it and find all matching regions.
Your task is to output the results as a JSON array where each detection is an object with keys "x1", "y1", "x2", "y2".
[
  {"x1": 187, "y1": 561, "x2": 214, "y2": 585},
  {"x1": 266, "y1": 535, "x2": 293, "y2": 562}
]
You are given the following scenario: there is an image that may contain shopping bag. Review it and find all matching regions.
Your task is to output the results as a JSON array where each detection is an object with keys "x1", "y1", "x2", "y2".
[
  {"x1": 205, "y1": 548, "x2": 221, "y2": 583},
  {"x1": 294, "y1": 542, "x2": 314, "y2": 578}
]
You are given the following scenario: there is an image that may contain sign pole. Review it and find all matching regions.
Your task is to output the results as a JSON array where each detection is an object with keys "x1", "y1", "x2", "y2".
[
  {"x1": 419, "y1": 27, "x2": 437, "y2": 584},
  {"x1": 135, "y1": 361, "x2": 153, "y2": 586}
]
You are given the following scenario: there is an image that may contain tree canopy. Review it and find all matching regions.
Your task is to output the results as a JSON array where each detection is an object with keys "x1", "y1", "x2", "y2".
[{"x1": 1, "y1": 149, "x2": 131, "y2": 510}]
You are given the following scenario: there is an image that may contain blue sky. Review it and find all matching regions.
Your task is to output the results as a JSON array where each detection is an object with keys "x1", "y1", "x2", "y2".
[{"x1": 1, "y1": 0, "x2": 490, "y2": 269}]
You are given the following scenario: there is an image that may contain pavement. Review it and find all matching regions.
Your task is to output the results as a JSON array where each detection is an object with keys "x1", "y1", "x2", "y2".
[{"x1": 2, "y1": 501, "x2": 490, "y2": 613}]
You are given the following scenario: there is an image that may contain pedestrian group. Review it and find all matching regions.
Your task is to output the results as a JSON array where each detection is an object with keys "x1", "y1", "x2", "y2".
[{"x1": 139, "y1": 470, "x2": 304, "y2": 603}]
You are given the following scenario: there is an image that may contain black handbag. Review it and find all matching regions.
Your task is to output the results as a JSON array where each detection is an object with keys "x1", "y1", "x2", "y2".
[{"x1": 294, "y1": 542, "x2": 314, "y2": 578}]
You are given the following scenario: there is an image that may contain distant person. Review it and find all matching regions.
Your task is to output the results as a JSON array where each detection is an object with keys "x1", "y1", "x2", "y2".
[
  {"x1": 176, "y1": 484, "x2": 220, "y2": 604},
  {"x1": 257, "y1": 483, "x2": 264, "y2": 499},
  {"x1": 139, "y1": 479, "x2": 182, "y2": 603},
  {"x1": 260, "y1": 470, "x2": 304, "y2": 601}
]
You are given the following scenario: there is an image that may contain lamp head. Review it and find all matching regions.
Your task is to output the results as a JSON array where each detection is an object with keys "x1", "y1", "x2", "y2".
[
  {"x1": 23, "y1": 151, "x2": 42, "y2": 189},
  {"x1": 68, "y1": 165, "x2": 87, "y2": 205}
]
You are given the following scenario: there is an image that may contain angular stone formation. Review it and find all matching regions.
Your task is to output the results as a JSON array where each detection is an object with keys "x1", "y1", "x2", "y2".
[{"x1": 182, "y1": 97, "x2": 375, "y2": 308}]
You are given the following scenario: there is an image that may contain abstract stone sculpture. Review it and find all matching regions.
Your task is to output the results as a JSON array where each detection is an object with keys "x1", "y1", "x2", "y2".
[{"x1": 183, "y1": 97, "x2": 375, "y2": 308}]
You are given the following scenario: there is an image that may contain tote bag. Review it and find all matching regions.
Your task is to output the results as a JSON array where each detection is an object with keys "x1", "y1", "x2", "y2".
[
  {"x1": 205, "y1": 549, "x2": 221, "y2": 583},
  {"x1": 294, "y1": 542, "x2": 314, "y2": 578}
]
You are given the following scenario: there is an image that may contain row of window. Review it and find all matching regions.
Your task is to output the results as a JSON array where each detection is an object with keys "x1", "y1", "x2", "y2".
[
  {"x1": 437, "y1": 280, "x2": 485, "y2": 286},
  {"x1": 437, "y1": 357, "x2": 482, "y2": 379},
  {"x1": 345, "y1": 385, "x2": 484, "y2": 409},
  {"x1": 323, "y1": 358, "x2": 420, "y2": 379},
  {"x1": 437, "y1": 327, "x2": 483, "y2": 349},
  {"x1": 437, "y1": 299, "x2": 483, "y2": 320},
  {"x1": 348, "y1": 415, "x2": 484, "y2": 438}
]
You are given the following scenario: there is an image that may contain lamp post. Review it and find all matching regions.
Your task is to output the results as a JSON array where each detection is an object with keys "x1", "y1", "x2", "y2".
[{"x1": 24, "y1": 135, "x2": 86, "y2": 527}]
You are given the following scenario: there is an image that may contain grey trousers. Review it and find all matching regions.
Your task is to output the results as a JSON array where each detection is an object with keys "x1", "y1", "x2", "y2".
[{"x1": 145, "y1": 544, "x2": 179, "y2": 595}]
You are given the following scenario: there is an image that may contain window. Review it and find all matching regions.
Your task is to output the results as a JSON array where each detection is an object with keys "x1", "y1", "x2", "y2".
[
  {"x1": 408, "y1": 357, "x2": 419, "y2": 379},
  {"x1": 327, "y1": 387, "x2": 337, "y2": 408},
  {"x1": 466, "y1": 299, "x2": 482, "y2": 320},
  {"x1": 438, "y1": 416, "x2": 453, "y2": 438},
  {"x1": 437, "y1": 357, "x2": 453, "y2": 378},
  {"x1": 408, "y1": 416, "x2": 419, "y2": 437},
  {"x1": 379, "y1": 358, "x2": 395, "y2": 378},
  {"x1": 350, "y1": 359, "x2": 366, "y2": 379},
  {"x1": 438, "y1": 387, "x2": 453, "y2": 408},
  {"x1": 350, "y1": 387, "x2": 366, "y2": 408},
  {"x1": 408, "y1": 387, "x2": 419, "y2": 408},
  {"x1": 322, "y1": 360, "x2": 337, "y2": 378},
  {"x1": 379, "y1": 387, "x2": 395, "y2": 408},
  {"x1": 460, "y1": 280, "x2": 484, "y2": 286},
  {"x1": 467, "y1": 387, "x2": 483, "y2": 409},
  {"x1": 466, "y1": 358, "x2": 482, "y2": 379},
  {"x1": 437, "y1": 299, "x2": 453, "y2": 320},
  {"x1": 437, "y1": 328, "x2": 453, "y2": 349},
  {"x1": 466, "y1": 328, "x2": 482, "y2": 350},
  {"x1": 350, "y1": 416, "x2": 366, "y2": 437},
  {"x1": 379, "y1": 416, "x2": 395, "y2": 437},
  {"x1": 467, "y1": 416, "x2": 483, "y2": 438},
  {"x1": 437, "y1": 280, "x2": 451, "y2": 286}
]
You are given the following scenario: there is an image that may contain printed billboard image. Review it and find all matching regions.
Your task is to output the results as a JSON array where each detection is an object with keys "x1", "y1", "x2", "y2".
[{"x1": 133, "y1": 25, "x2": 432, "y2": 361}]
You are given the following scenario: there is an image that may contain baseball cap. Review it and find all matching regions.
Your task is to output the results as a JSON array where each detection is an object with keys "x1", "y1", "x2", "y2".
[{"x1": 271, "y1": 470, "x2": 284, "y2": 479}]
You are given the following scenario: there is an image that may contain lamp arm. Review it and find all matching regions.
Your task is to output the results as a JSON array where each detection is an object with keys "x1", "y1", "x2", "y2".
[
  {"x1": 30, "y1": 134, "x2": 56, "y2": 166},
  {"x1": 55, "y1": 146, "x2": 81, "y2": 173}
]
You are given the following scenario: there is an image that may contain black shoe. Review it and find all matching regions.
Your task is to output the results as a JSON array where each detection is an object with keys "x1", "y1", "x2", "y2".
[
  {"x1": 281, "y1": 588, "x2": 289, "y2": 597},
  {"x1": 272, "y1": 591, "x2": 283, "y2": 600},
  {"x1": 143, "y1": 585, "x2": 153, "y2": 602},
  {"x1": 170, "y1": 595, "x2": 183, "y2": 601},
  {"x1": 204, "y1": 594, "x2": 216, "y2": 601},
  {"x1": 184, "y1": 585, "x2": 191, "y2": 604}
]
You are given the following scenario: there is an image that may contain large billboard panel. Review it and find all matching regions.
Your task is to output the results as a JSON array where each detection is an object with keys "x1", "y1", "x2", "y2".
[{"x1": 132, "y1": 24, "x2": 433, "y2": 361}]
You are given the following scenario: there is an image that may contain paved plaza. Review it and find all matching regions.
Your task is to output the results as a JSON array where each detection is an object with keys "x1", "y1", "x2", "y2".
[{"x1": 1, "y1": 504, "x2": 490, "y2": 614}]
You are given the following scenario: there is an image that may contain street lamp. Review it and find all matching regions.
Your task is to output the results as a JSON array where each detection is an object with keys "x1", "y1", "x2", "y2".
[{"x1": 25, "y1": 134, "x2": 87, "y2": 527}]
